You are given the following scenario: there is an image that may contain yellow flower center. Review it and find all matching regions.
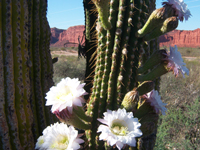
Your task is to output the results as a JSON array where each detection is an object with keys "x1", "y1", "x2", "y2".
[
  {"x1": 111, "y1": 121, "x2": 129, "y2": 136},
  {"x1": 56, "y1": 86, "x2": 73, "y2": 102},
  {"x1": 50, "y1": 135, "x2": 69, "y2": 150}
]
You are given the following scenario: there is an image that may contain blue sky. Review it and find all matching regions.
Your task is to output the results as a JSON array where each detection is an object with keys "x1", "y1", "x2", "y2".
[{"x1": 47, "y1": 0, "x2": 200, "y2": 30}]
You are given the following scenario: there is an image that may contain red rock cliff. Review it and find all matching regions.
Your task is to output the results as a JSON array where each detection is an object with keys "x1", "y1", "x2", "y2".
[
  {"x1": 50, "y1": 26, "x2": 200, "y2": 48},
  {"x1": 50, "y1": 25, "x2": 85, "y2": 47},
  {"x1": 159, "y1": 28, "x2": 200, "y2": 48},
  {"x1": 50, "y1": 28, "x2": 64, "y2": 44}
]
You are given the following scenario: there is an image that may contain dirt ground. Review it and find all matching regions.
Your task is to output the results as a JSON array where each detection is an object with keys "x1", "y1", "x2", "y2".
[
  {"x1": 51, "y1": 50, "x2": 200, "y2": 62},
  {"x1": 51, "y1": 50, "x2": 78, "y2": 56}
]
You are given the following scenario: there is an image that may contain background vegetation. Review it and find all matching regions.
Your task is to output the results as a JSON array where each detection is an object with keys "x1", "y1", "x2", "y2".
[{"x1": 51, "y1": 46, "x2": 200, "y2": 150}]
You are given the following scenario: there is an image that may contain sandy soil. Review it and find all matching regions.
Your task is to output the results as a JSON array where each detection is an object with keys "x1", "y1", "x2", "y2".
[
  {"x1": 51, "y1": 50, "x2": 200, "y2": 62},
  {"x1": 51, "y1": 50, "x2": 78, "y2": 56}
]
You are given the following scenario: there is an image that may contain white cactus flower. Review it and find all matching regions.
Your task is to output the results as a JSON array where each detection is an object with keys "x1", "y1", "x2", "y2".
[
  {"x1": 97, "y1": 108, "x2": 142, "y2": 150},
  {"x1": 35, "y1": 122, "x2": 84, "y2": 150},
  {"x1": 144, "y1": 90, "x2": 167, "y2": 115},
  {"x1": 45, "y1": 77, "x2": 87, "y2": 114},
  {"x1": 162, "y1": 0, "x2": 191, "y2": 21},
  {"x1": 167, "y1": 45, "x2": 189, "y2": 77}
]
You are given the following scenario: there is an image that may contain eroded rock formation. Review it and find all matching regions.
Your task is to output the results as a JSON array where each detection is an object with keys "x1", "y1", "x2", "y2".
[
  {"x1": 50, "y1": 25, "x2": 85, "y2": 47},
  {"x1": 159, "y1": 28, "x2": 200, "y2": 48},
  {"x1": 50, "y1": 25, "x2": 200, "y2": 48}
]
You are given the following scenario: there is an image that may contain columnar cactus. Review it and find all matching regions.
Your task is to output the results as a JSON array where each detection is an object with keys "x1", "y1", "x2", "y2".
[
  {"x1": 84, "y1": 0, "x2": 159, "y2": 149},
  {"x1": 0, "y1": 0, "x2": 56, "y2": 149},
  {"x1": 82, "y1": 0, "x2": 190, "y2": 149}
]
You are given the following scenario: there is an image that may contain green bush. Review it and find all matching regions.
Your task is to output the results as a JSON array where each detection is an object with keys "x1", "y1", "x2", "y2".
[
  {"x1": 154, "y1": 97, "x2": 200, "y2": 150},
  {"x1": 155, "y1": 59, "x2": 200, "y2": 150},
  {"x1": 60, "y1": 47, "x2": 66, "y2": 51},
  {"x1": 159, "y1": 60, "x2": 200, "y2": 107},
  {"x1": 50, "y1": 47, "x2": 60, "y2": 51},
  {"x1": 52, "y1": 55, "x2": 86, "y2": 84}
]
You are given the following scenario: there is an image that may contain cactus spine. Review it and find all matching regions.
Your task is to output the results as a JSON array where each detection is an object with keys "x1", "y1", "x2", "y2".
[{"x1": 0, "y1": 0, "x2": 55, "y2": 149}]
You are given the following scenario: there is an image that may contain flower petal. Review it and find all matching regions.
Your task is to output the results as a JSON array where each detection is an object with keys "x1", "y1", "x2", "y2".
[
  {"x1": 167, "y1": 45, "x2": 189, "y2": 78},
  {"x1": 146, "y1": 90, "x2": 167, "y2": 115}
]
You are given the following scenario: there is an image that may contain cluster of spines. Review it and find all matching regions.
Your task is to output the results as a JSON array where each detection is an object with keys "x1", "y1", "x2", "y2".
[
  {"x1": 83, "y1": 0, "x2": 98, "y2": 103},
  {"x1": 86, "y1": 27, "x2": 107, "y2": 148},
  {"x1": 116, "y1": 0, "x2": 134, "y2": 104},
  {"x1": 140, "y1": 0, "x2": 150, "y2": 65},
  {"x1": 31, "y1": 0, "x2": 48, "y2": 138},
  {"x1": 1, "y1": 1, "x2": 22, "y2": 149},
  {"x1": 0, "y1": 1, "x2": 55, "y2": 149},
  {"x1": 106, "y1": 0, "x2": 128, "y2": 109},
  {"x1": 99, "y1": 0, "x2": 119, "y2": 110},
  {"x1": 104, "y1": 0, "x2": 119, "y2": 110},
  {"x1": 122, "y1": 0, "x2": 143, "y2": 93},
  {"x1": 27, "y1": 0, "x2": 40, "y2": 142}
]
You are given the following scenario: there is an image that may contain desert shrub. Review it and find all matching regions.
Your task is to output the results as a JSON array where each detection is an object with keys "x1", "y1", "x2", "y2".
[
  {"x1": 50, "y1": 47, "x2": 60, "y2": 51},
  {"x1": 159, "y1": 60, "x2": 200, "y2": 107},
  {"x1": 60, "y1": 47, "x2": 66, "y2": 51},
  {"x1": 154, "y1": 97, "x2": 200, "y2": 150},
  {"x1": 155, "y1": 59, "x2": 200, "y2": 149},
  {"x1": 69, "y1": 46, "x2": 78, "y2": 51},
  {"x1": 52, "y1": 55, "x2": 86, "y2": 84}
]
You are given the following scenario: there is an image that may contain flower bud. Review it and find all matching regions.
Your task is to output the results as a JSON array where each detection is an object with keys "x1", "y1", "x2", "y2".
[
  {"x1": 144, "y1": 16, "x2": 178, "y2": 41},
  {"x1": 121, "y1": 90, "x2": 139, "y2": 112},
  {"x1": 137, "y1": 5, "x2": 175, "y2": 38}
]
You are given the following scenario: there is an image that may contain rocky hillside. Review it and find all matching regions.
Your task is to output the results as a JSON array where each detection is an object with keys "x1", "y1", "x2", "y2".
[
  {"x1": 50, "y1": 25, "x2": 200, "y2": 48},
  {"x1": 159, "y1": 28, "x2": 200, "y2": 48},
  {"x1": 50, "y1": 25, "x2": 85, "y2": 47}
]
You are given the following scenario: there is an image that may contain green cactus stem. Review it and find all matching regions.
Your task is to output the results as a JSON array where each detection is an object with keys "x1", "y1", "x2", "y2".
[
  {"x1": 137, "y1": 63, "x2": 169, "y2": 82},
  {"x1": 92, "y1": 0, "x2": 112, "y2": 30},
  {"x1": 136, "y1": 81, "x2": 155, "y2": 96},
  {"x1": 139, "y1": 112, "x2": 159, "y2": 137},
  {"x1": 0, "y1": 1, "x2": 56, "y2": 149},
  {"x1": 138, "y1": 49, "x2": 167, "y2": 74},
  {"x1": 82, "y1": 0, "x2": 182, "y2": 149}
]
